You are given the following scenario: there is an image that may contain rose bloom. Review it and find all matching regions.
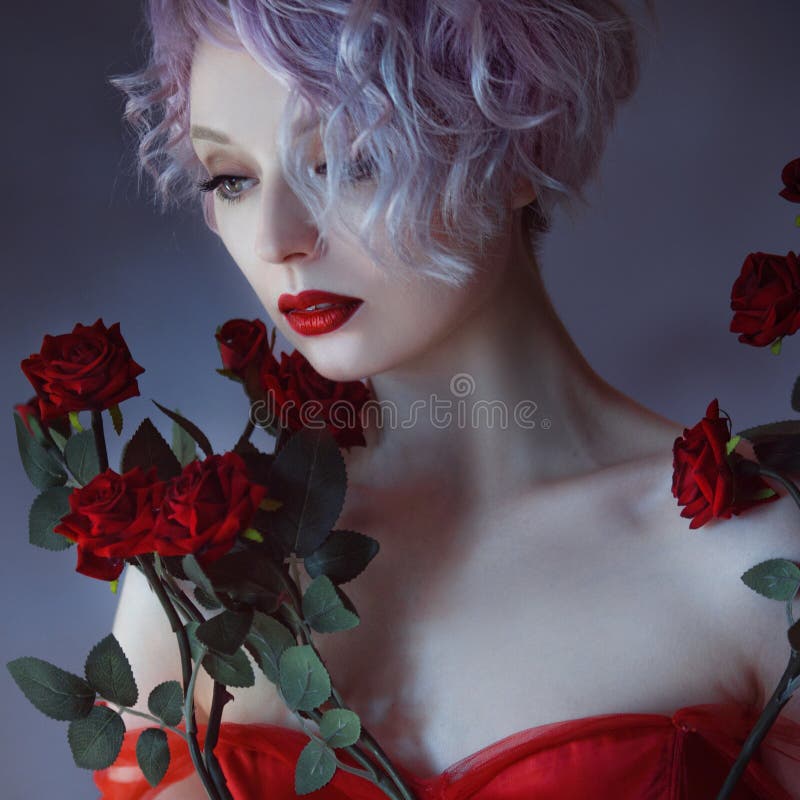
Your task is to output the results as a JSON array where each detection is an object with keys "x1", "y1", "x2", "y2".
[
  {"x1": 672, "y1": 398, "x2": 779, "y2": 529},
  {"x1": 215, "y1": 318, "x2": 271, "y2": 380},
  {"x1": 151, "y1": 452, "x2": 267, "y2": 565},
  {"x1": 20, "y1": 318, "x2": 145, "y2": 423},
  {"x1": 729, "y1": 251, "x2": 800, "y2": 347},
  {"x1": 13, "y1": 395, "x2": 71, "y2": 443},
  {"x1": 54, "y1": 466, "x2": 164, "y2": 581},
  {"x1": 779, "y1": 157, "x2": 800, "y2": 203},
  {"x1": 260, "y1": 349, "x2": 371, "y2": 449}
]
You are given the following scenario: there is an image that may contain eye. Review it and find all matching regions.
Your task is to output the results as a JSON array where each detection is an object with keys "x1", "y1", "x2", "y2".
[{"x1": 196, "y1": 175, "x2": 256, "y2": 205}]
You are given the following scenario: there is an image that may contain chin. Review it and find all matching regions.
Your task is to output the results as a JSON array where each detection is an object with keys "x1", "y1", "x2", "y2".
[{"x1": 300, "y1": 348, "x2": 370, "y2": 384}]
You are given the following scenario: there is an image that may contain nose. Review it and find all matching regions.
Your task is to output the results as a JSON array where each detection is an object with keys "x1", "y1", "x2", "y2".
[{"x1": 253, "y1": 184, "x2": 322, "y2": 265}]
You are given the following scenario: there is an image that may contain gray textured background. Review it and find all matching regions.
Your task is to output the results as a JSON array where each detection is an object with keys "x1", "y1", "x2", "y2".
[{"x1": 3, "y1": 1, "x2": 799, "y2": 797}]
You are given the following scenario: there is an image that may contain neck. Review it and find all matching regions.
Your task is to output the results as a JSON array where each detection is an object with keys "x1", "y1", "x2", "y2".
[{"x1": 345, "y1": 220, "x2": 677, "y2": 507}]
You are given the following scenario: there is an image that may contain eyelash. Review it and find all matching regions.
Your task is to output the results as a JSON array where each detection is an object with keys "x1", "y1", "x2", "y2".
[{"x1": 196, "y1": 156, "x2": 375, "y2": 205}]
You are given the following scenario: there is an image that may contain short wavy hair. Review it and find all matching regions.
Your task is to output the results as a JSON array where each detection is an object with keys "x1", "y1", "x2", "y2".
[{"x1": 111, "y1": 0, "x2": 651, "y2": 287}]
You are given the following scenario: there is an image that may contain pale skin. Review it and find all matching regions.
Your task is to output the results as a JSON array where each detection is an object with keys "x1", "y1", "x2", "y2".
[{"x1": 106, "y1": 38, "x2": 800, "y2": 797}]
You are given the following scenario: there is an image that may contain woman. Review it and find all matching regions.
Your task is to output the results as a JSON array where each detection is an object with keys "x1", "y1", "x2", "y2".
[{"x1": 96, "y1": 0, "x2": 800, "y2": 797}]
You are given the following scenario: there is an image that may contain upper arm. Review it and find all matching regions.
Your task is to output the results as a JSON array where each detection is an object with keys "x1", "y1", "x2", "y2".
[{"x1": 111, "y1": 564, "x2": 209, "y2": 728}]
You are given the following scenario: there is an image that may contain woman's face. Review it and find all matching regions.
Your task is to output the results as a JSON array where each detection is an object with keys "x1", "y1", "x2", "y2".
[{"x1": 189, "y1": 38, "x2": 517, "y2": 382}]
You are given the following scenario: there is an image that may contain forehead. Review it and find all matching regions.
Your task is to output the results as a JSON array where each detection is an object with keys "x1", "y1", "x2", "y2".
[{"x1": 189, "y1": 38, "x2": 295, "y2": 149}]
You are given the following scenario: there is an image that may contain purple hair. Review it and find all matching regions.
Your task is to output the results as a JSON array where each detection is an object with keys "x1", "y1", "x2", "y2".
[{"x1": 110, "y1": 0, "x2": 650, "y2": 286}]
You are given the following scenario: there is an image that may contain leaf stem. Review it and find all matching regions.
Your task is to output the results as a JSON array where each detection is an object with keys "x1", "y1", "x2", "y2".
[
  {"x1": 716, "y1": 649, "x2": 800, "y2": 799},
  {"x1": 112, "y1": 705, "x2": 188, "y2": 741}
]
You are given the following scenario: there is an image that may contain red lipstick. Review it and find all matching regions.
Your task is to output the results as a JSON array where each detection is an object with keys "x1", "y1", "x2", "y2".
[{"x1": 278, "y1": 290, "x2": 364, "y2": 336}]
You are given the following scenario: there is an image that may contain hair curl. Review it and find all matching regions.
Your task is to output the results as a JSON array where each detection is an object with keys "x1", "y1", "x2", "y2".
[{"x1": 110, "y1": 0, "x2": 651, "y2": 287}]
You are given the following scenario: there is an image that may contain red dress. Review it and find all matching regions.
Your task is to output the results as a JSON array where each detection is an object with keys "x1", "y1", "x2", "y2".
[{"x1": 94, "y1": 702, "x2": 800, "y2": 799}]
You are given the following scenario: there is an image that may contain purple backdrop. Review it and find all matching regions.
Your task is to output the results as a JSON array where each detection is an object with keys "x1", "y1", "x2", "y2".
[{"x1": 2, "y1": 1, "x2": 799, "y2": 797}]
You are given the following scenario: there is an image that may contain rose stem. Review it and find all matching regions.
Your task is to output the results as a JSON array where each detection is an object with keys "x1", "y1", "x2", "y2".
[
  {"x1": 716, "y1": 464, "x2": 800, "y2": 798},
  {"x1": 91, "y1": 410, "x2": 109, "y2": 472},
  {"x1": 716, "y1": 649, "x2": 800, "y2": 799},
  {"x1": 752, "y1": 465, "x2": 800, "y2": 510},
  {"x1": 136, "y1": 556, "x2": 220, "y2": 799},
  {"x1": 279, "y1": 599, "x2": 417, "y2": 800},
  {"x1": 157, "y1": 569, "x2": 234, "y2": 798},
  {"x1": 205, "y1": 682, "x2": 235, "y2": 800}
]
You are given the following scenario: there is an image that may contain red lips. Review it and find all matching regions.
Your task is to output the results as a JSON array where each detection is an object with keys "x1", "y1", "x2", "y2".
[{"x1": 278, "y1": 290, "x2": 363, "y2": 314}]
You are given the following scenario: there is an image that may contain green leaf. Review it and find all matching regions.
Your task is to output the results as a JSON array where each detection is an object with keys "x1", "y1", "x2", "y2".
[
  {"x1": 194, "y1": 587, "x2": 222, "y2": 611},
  {"x1": 302, "y1": 575, "x2": 359, "y2": 633},
  {"x1": 120, "y1": 417, "x2": 182, "y2": 481},
  {"x1": 184, "y1": 621, "x2": 256, "y2": 688},
  {"x1": 215, "y1": 368, "x2": 242, "y2": 383},
  {"x1": 742, "y1": 559, "x2": 800, "y2": 601},
  {"x1": 792, "y1": 376, "x2": 800, "y2": 414},
  {"x1": 278, "y1": 645, "x2": 331, "y2": 712},
  {"x1": 69, "y1": 411, "x2": 84, "y2": 432},
  {"x1": 203, "y1": 649, "x2": 255, "y2": 688},
  {"x1": 67, "y1": 704, "x2": 125, "y2": 770},
  {"x1": 242, "y1": 528, "x2": 264, "y2": 543},
  {"x1": 295, "y1": 738, "x2": 336, "y2": 795},
  {"x1": 136, "y1": 728, "x2": 170, "y2": 787},
  {"x1": 319, "y1": 708, "x2": 361, "y2": 748},
  {"x1": 268, "y1": 427, "x2": 347, "y2": 557},
  {"x1": 749, "y1": 433, "x2": 800, "y2": 475},
  {"x1": 245, "y1": 612, "x2": 296, "y2": 683},
  {"x1": 109, "y1": 404, "x2": 124, "y2": 436},
  {"x1": 770, "y1": 338, "x2": 782, "y2": 355},
  {"x1": 181, "y1": 555, "x2": 221, "y2": 607},
  {"x1": 304, "y1": 530, "x2": 380, "y2": 585},
  {"x1": 151, "y1": 400, "x2": 213, "y2": 459},
  {"x1": 14, "y1": 412, "x2": 67, "y2": 490},
  {"x1": 84, "y1": 634, "x2": 138, "y2": 707},
  {"x1": 204, "y1": 549, "x2": 285, "y2": 615},
  {"x1": 29, "y1": 486, "x2": 73, "y2": 551},
  {"x1": 171, "y1": 407, "x2": 197, "y2": 467},
  {"x1": 148, "y1": 681, "x2": 184, "y2": 727},
  {"x1": 736, "y1": 419, "x2": 800, "y2": 443},
  {"x1": 7, "y1": 657, "x2": 95, "y2": 721},
  {"x1": 47, "y1": 425, "x2": 69, "y2": 453},
  {"x1": 64, "y1": 430, "x2": 101, "y2": 485},
  {"x1": 196, "y1": 609, "x2": 254, "y2": 656},
  {"x1": 232, "y1": 439, "x2": 274, "y2": 489}
]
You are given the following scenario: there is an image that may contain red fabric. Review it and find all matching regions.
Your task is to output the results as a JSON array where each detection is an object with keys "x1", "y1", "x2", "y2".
[{"x1": 94, "y1": 703, "x2": 800, "y2": 799}]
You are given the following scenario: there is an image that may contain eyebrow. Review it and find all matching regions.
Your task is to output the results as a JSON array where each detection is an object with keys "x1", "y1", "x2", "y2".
[{"x1": 190, "y1": 125, "x2": 232, "y2": 145}]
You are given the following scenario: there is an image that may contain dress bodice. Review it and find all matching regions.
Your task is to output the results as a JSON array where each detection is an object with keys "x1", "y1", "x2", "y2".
[{"x1": 94, "y1": 702, "x2": 800, "y2": 799}]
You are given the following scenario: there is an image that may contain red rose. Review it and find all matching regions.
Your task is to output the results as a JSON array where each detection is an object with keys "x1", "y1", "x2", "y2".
[
  {"x1": 215, "y1": 318, "x2": 270, "y2": 379},
  {"x1": 14, "y1": 397, "x2": 42, "y2": 436},
  {"x1": 14, "y1": 395, "x2": 71, "y2": 443},
  {"x1": 54, "y1": 466, "x2": 164, "y2": 581},
  {"x1": 779, "y1": 157, "x2": 800, "y2": 203},
  {"x1": 151, "y1": 452, "x2": 267, "y2": 565},
  {"x1": 260, "y1": 350, "x2": 371, "y2": 449},
  {"x1": 672, "y1": 399, "x2": 779, "y2": 529},
  {"x1": 729, "y1": 251, "x2": 800, "y2": 347},
  {"x1": 20, "y1": 319, "x2": 145, "y2": 423}
]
